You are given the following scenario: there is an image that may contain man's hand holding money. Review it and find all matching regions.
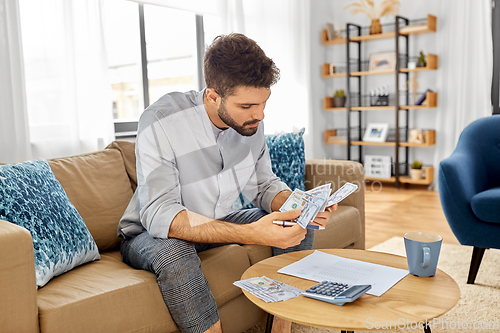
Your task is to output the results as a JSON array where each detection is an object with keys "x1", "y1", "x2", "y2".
[
  {"x1": 250, "y1": 209, "x2": 307, "y2": 249},
  {"x1": 279, "y1": 183, "x2": 357, "y2": 229}
]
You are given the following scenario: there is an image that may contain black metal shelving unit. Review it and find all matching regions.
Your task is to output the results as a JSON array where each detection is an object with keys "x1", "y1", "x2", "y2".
[{"x1": 330, "y1": 15, "x2": 437, "y2": 188}]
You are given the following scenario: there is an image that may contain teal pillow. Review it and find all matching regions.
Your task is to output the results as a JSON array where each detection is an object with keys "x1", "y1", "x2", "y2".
[
  {"x1": 265, "y1": 128, "x2": 306, "y2": 191},
  {"x1": 0, "y1": 160, "x2": 100, "y2": 288},
  {"x1": 232, "y1": 129, "x2": 306, "y2": 210}
]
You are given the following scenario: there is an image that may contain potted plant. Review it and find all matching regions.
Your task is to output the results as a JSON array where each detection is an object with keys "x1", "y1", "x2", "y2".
[
  {"x1": 416, "y1": 51, "x2": 426, "y2": 68},
  {"x1": 410, "y1": 160, "x2": 424, "y2": 180},
  {"x1": 344, "y1": 0, "x2": 400, "y2": 35},
  {"x1": 334, "y1": 89, "x2": 346, "y2": 108}
]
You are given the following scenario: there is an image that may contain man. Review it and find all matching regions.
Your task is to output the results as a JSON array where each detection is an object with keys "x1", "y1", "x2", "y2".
[{"x1": 118, "y1": 33, "x2": 336, "y2": 333}]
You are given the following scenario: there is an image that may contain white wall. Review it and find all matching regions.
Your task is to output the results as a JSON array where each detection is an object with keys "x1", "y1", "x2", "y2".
[{"x1": 309, "y1": 0, "x2": 441, "y2": 169}]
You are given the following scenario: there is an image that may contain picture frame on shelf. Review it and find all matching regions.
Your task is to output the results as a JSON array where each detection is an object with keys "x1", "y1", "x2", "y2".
[
  {"x1": 363, "y1": 123, "x2": 389, "y2": 142},
  {"x1": 369, "y1": 52, "x2": 396, "y2": 71},
  {"x1": 364, "y1": 155, "x2": 392, "y2": 179}
]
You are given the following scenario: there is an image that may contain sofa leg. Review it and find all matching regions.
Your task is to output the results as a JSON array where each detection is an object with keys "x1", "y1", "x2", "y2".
[{"x1": 467, "y1": 247, "x2": 486, "y2": 284}]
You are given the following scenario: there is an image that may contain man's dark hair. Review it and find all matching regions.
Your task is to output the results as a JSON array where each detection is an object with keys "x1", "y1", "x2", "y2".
[{"x1": 203, "y1": 33, "x2": 280, "y2": 98}]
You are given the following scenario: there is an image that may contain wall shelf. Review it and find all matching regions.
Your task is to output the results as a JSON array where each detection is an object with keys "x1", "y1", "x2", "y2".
[
  {"x1": 321, "y1": 29, "x2": 346, "y2": 45},
  {"x1": 366, "y1": 166, "x2": 435, "y2": 185},
  {"x1": 321, "y1": 14, "x2": 436, "y2": 45}
]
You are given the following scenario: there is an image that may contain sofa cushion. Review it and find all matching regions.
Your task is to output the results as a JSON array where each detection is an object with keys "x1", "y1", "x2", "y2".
[
  {"x1": 37, "y1": 244, "x2": 250, "y2": 333},
  {"x1": 471, "y1": 187, "x2": 500, "y2": 223},
  {"x1": 37, "y1": 253, "x2": 176, "y2": 333},
  {"x1": 0, "y1": 160, "x2": 100, "y2": 288},
  {"x1": 106, "y1": 141, "x2": 138, "y2": 191},
  {"x1": 49, "y1": 149, "x2": 134, "y2": 251},
  {"x1": 197, "y1": 244, "x2": 251, "y2": 306},
  {"x1": 312, "y1": 205, "x2": 362, "y2": 249}
]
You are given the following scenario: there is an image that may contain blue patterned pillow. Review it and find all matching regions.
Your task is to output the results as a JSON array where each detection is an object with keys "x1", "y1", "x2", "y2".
[
  {"x1": 0, "y1": 160, "x2": 100, "y2": 288},
  {"x1": 265, "y1": 128, "x2": 306, "y2": 191},
  {"x1": 232, "y1": 129, "x2": 306, "y2": 210}
]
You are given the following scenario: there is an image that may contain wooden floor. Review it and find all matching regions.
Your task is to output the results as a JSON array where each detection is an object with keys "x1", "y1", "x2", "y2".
[{"x1": 364, "y1": 185, "x2": 460, "y2": 249}]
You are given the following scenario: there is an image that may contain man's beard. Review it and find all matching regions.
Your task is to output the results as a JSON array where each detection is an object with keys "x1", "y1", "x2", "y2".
[{"x1": 217, "y1": 100, "x2": 259, "y2": 136}]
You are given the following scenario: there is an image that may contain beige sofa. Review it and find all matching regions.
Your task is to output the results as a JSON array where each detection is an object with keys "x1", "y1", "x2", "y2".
[{"x1": 0, "y1": 141, "x2": 365, "y2": 333}]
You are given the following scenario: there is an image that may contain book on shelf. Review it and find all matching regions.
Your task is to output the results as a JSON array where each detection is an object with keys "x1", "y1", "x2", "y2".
[
  {"x1": 325, "y1": 23, "x2": 335, "y2": 40},
  {"x1": 415, "y1": 89, "x2": 433, "y2": 105}
]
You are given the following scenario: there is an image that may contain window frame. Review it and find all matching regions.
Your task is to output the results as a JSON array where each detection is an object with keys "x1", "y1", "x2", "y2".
[{"x1": 114, "y1": 3, "x2": 206, "y2": 138}]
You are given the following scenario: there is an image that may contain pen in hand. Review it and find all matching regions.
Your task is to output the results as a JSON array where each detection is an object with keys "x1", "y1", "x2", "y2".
[{"x1": 273, "y1": 220, "x2": 325, "y2": 230}]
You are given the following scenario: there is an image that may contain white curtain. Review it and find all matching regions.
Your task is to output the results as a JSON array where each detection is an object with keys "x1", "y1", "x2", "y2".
[
  {"x1": 218, "y1": 0, "x2": 312, "y2": 144},
  {"x1": 433, "y1": 0, "x2": 493, "y2": 185},
  {"x1": 0, "y1": 0, "x2": 31, "y2": 163},
  {"x1": 16, "y1": 0, "x2": 115, "y2": 160}
]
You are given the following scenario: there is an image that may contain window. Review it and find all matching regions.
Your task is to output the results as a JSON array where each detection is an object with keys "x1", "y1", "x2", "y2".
[
  {"x1": 103, "y1": 0, "x2": 144, "y2": 121},
  {"x1": 102, "y1": 1, "x2": 222, "y2": 136},
  {"x1": 144, "y1": 6, "x2": 199, "y2": 105}
]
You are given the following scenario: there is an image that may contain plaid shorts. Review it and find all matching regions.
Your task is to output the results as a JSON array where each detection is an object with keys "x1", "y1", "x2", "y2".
[{"x1": 121, "y1": 208, "x2": 314, "y2": 333}]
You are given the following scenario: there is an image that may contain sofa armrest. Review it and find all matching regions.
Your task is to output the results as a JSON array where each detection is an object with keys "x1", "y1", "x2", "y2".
[
  {"x1": 305, "y1": 159, "x2": 365, "y2": 249},
  {"x1": 0, "y1": 219, "x2": 39, "y2": 332}
]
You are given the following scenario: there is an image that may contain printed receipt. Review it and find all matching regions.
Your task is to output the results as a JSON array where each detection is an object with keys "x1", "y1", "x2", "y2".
[{"x1": 277, "y1": 251, "x2": 408, "y2": 296}]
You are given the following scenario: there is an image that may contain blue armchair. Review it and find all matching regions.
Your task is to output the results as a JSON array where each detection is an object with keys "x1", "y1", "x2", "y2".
[{"x1": 439, "y1": 115, "x2": 500, "y2": 284}]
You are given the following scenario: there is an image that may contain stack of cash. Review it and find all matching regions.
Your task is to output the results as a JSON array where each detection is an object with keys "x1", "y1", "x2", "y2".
[
  {"x1": 279, "y1": 182, "x2": 358, "y2": 228},
  {"x1": 233, "y1": 276, "x2": 303, "y2": 303}
]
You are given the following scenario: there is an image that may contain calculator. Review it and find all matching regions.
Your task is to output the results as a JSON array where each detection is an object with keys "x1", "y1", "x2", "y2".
[{"x1": 302, "y1": 281, "x2": 372, "y2": 306}]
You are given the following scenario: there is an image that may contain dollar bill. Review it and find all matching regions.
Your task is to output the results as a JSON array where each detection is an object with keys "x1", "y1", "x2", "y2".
[
  {"x1": 279, "y1": 189, "x2": 310, "y2": 212},
  {"x1": 306, "y1": 183, "x2": 331, "y2": 212},
  {"x1": 326, "y1": 182, "x2": 358, "y2": 206},
  {"x1": 295, "y1": 195, "x2": 323, "y2": 228},
  {"x1": 234, "y1": 276, "x2": 303, "y2": 303},
  {"x1": 305, "y1": 183, "x2": 331, "y2": 196}
]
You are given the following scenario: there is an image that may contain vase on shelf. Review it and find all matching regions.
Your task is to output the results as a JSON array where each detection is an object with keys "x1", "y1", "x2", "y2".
[
  {"x1": 334, "y1": 97, "x2": 346, "y2": 108},
  {"x1": 409, "y1": 169, "x2": 423, "y2": 181},
  {"x1": 370, "y1": 19, "x2": 382, "y2": 35}
]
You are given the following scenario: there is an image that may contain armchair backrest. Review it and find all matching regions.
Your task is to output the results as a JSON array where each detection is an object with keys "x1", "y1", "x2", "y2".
[{"x1": 454, "y1": 115, "x2": 500, "y2": 189}]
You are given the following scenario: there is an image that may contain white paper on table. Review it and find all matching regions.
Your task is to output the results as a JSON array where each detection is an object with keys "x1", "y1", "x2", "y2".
[{"x1": 277, "y1": 250, "x2": 408, "y2": 296}]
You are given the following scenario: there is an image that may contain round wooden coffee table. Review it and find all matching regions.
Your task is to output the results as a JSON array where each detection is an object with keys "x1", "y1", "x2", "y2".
[{"x1": 241, "y1": 249, "x2": 460, "y2": 333}]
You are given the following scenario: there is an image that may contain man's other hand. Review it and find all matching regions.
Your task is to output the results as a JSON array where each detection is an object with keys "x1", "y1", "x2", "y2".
[{"x1": 309, "y1": 203, "x2": 337, "y2": 227}]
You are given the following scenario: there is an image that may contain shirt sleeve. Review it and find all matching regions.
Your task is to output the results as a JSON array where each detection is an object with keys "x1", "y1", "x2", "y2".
[
  {"x1": 242, "y1": 137, "x2": 290, "y2": 213},
  {"x1": 135, "y1": 112, "x2": 186, "y2": 238}
]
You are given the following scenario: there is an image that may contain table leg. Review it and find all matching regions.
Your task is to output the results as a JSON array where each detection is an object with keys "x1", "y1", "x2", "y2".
[
  {"x1": 265, "y1": 314, "x2": 274, "y2": 333},
  {"x1": 424, "y1": 323, "x2": 432, "y2": 333},
  {"x1": 340, "y1": 331, "x2": 354, "y2": 333}
]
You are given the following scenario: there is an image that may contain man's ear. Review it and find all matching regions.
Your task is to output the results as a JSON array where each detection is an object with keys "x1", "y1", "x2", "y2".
[{"x1": 205, "y1": 88, "x2": 220, "y2": 105}]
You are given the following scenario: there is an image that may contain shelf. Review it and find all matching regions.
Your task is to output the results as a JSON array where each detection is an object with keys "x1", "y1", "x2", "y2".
[
  {"x1": 365, "y1": 176, "x2": 396, "y2": 182},
  {"x1": 351, "y1": 106, "x2": 393, "y2": 111},
  {"x1": 400, "y1": 15, "x2": 437, "y2": 35},
  {"x1": 322, "y1": 64, "x2": 347, "y2": 78},
  {"x1": 321, "y1": 29, "x2": 346, "y2": 45},
  {"x1": 323, "y1": 72, "x2": 347, "y2": 78},
  {"x1": 365, "y1": 166, "x2": 435, "y2": 185},
  {"x1": 400, "y1": 166, "x2": 435, "y2": 184},
  {"x1": 348, "y1": 15, "x2": 436, "y2": 42},
  {"x1": 323, "y1": 141, "x2": 435, "y2": 147},
  {"x1": 323, "y1": 97, "x2": 346, "y2": 110},
  {"x1": 350, "y1": 32, "x2": 398, "y2": 42},
  {"x1": 322, "y1": 54, "x2": 437, "y2": 79},
  {"x1": 401, "y1": 54, "x2": 438, "y2": 72},
  {"x1": 351, "y1": 70, "x2": 394, "y2": 76},
  {"x1": 324, "y1": 92, "x2": 438, "y2": 111}
]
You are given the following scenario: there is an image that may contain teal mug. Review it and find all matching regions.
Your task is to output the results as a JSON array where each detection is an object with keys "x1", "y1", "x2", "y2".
[{"x1": 404, "y1": 232, "x2": 442, "y2": 277}]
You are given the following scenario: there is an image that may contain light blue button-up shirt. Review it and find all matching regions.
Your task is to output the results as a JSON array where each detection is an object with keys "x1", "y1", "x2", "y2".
[{"x1": 118, "y1": 90, "x2": 289, "y2": 239}]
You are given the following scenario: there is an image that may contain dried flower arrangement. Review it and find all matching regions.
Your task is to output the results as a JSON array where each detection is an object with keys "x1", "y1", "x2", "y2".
[{"x1": 344, "y1": 0, "x2": 400, "y2": 34}]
